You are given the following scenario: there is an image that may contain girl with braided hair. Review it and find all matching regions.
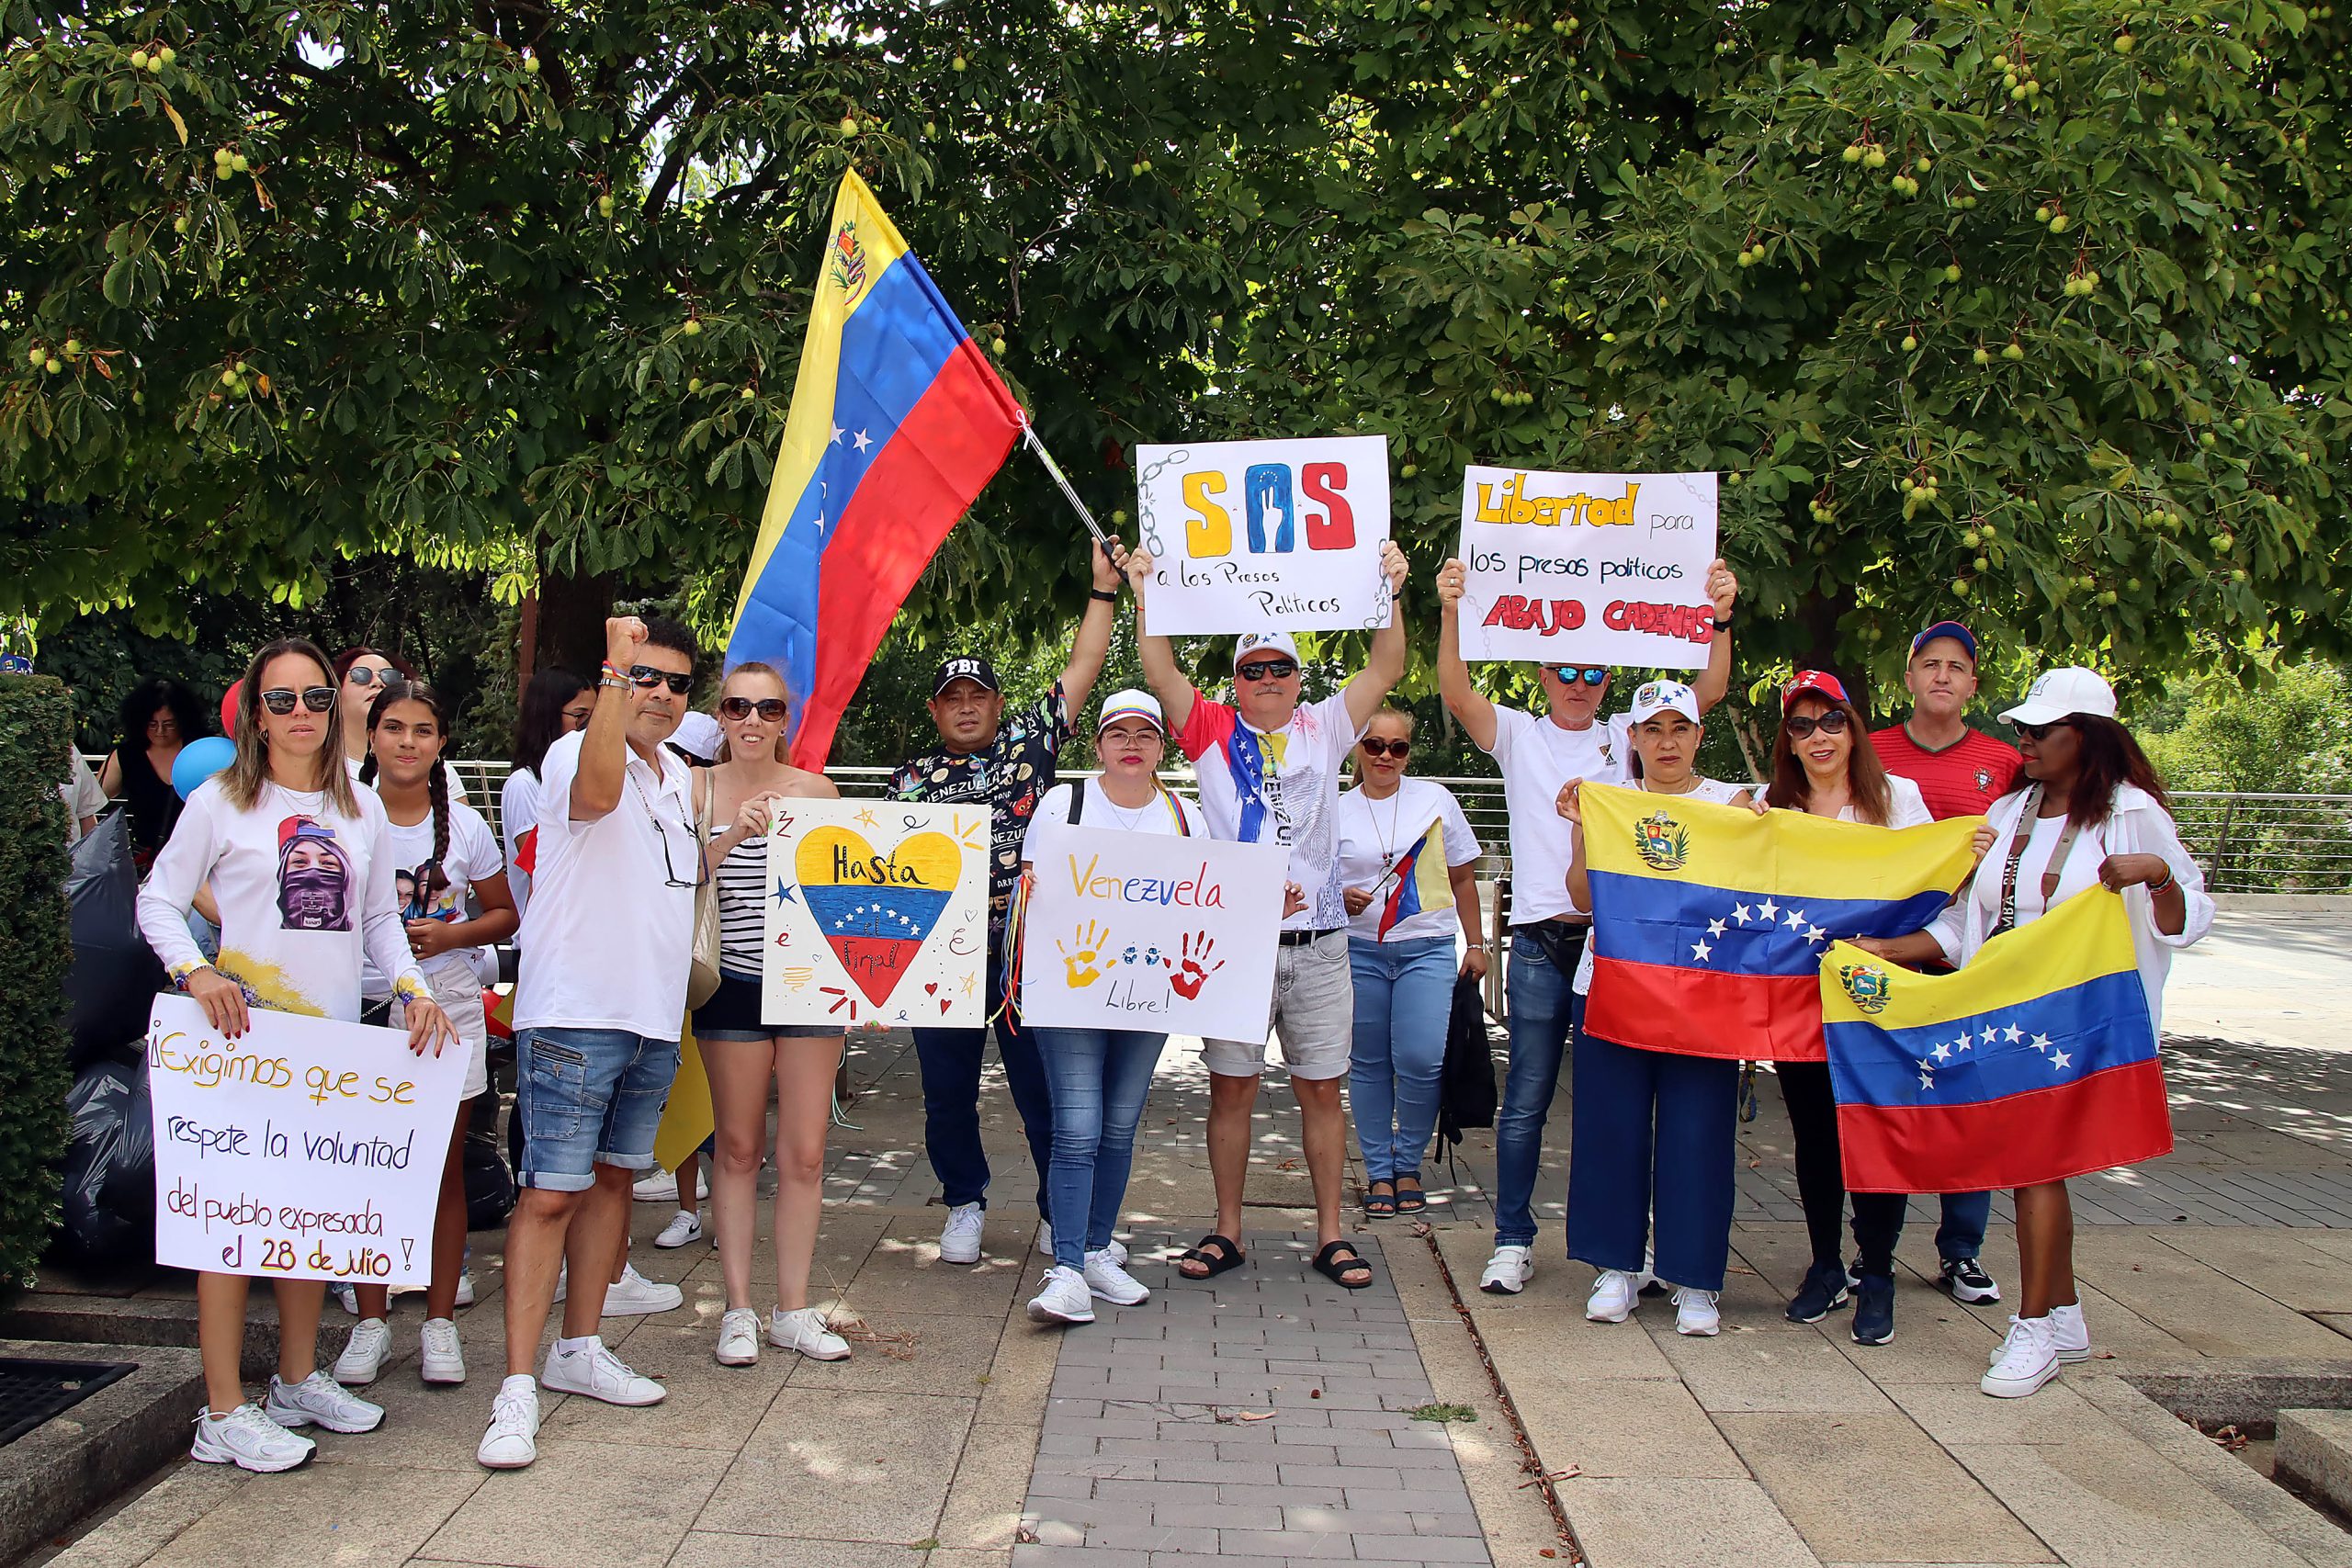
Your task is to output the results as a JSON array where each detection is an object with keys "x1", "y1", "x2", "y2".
[{"x1": 335, "y1": 681, "x2": 519, "y2": 1390}]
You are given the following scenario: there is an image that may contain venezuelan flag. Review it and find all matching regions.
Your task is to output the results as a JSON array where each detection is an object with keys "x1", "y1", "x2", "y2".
[
  {"x1": 1377, "y1": 818, "x2": 1455, "y2": 940},
  {"x1": 1581, "y1": 784, "x2": 1979, "y2": 1062},
  {"x1": 728, "y1": 170, "x2": 1024, "y2": 768},
  {"x1": 1820, "y1": 888, "x2": 2168, "y2": 1193}
]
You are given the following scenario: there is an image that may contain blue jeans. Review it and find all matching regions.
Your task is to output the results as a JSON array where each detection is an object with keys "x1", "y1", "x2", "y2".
[
  {"x1": 910, "y1": 957, "x2": 1054, "y2": 1218},
  {"x1": 1035, "y1": 1027, "x2": 1167, "y2": 1270},
  {"x1": 517, "y1": 1027, "x2": 683, "y2": 1192},
  {"x1": 1347, "y1": 936, "x2": 1457, "y2": 1183},
  {"x1": 1566, "y1": 1032, "x2": 1738, "y2": 1292},
  {"x1": 1938, "y1": 1191, "x2": 1991, "y2": 1261},
  {"x1": 1493, "y1": 930, "x2": 1585, "y2": 1247}
]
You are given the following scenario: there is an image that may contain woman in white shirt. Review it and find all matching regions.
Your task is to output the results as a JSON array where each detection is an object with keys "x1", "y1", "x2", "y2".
[
  {"x1": 499, "y1": 670, "x2": 594, "y2": 930},
  {"x1": 136, "y1": 639, "x2": 457, "y2": 1474},
  {"x1": 1854, "y1": 667, "x2": 2211, "y2": 1399},
  {"x1": 1335, "y1": 708, "x2": 1485, "y2": 1218}
]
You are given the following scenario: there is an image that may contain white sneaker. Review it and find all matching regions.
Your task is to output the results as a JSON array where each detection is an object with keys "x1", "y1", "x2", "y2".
[
  {"x1": 1480, "y1": 1245, "x2": 1534, "y2": 1295},
  {"x1": 1082, "y1": 1248, "x2": 1150, "y2": 1306},
  {"x1": 476, "y1": 1375, "x2": 539, "y2": 1469},
  {"x1": 189, "y1": 1404, "x2": 315, "y2": 1472},
  {"x1": 940, "y1": 1201, "x2": 985, "y2": 1265},
  {"x1": 769, "y1": 1306, "x2": 852, "y2": 1360},
  {"x1": 632, "y1": 1169, "x2": 704, "y2": 1203},
  {"x1": 332, "y1": 1318, "x2": 392, "y2": 1386},
  {"x1": 1026, "y1": 1266, "x2": 1095, "y2": 1325},
  {"x1": 601, "y1": 1263, "x2": 684, "y2": 1315},
  {"x1": 1036, "y1": 1219, "x2": 1053, "y2": 1258},
  {"x1": 1671, "y1": 1286, "x2": 1723, "y2": 1337},
  {"x1": 552, "y1": 1261, "x2": 566, "y2": 1303},
  {"x1": 265, "y1": 1371, "x2": 385, "y2": 1433},
  {"x1": 654, "y1": 1209, "x2": 703, "y2": 1248},
  {"x1": 330, "y1": 1283, "x2": 357, "y2": 1316},
  {"x1": 455, "y1": 1269, "x2": 476, "y2": 1308},
  {"x1": 539, "y1": 1337, "x2": 666, "y2": 1406},
  {"x1": 1988, "y1": 1303, "x2": 2093, "y2": 1367},
  {"x1": 716, "y1": 1307, "x2": 762, "y2": 1367},
  {"x1": 420, "y1": 1317, "x2": 465, "y2": 1385},
  {"x1": 1586, "y1": 1268, "x2": 1646, "y2": 1324},
  {"x1": 1982, "y1": 1314, "x2": 2061, "y2": 1397}
]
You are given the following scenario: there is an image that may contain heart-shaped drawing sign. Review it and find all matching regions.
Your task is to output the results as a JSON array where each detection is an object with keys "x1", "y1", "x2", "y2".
[{"x1": 797, "y1": 826, "x2": 962, "y2": 1008}]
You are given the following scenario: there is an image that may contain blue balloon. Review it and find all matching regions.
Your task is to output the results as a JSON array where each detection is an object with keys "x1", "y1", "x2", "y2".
[{"x1": 171, "y1": 736, "x2": 238, "y2": 800}]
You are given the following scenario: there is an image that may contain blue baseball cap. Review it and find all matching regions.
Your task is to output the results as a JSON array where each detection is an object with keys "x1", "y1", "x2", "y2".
[{"x1": 1909, "y1": 620, "x2": 1978, "y2": 660}]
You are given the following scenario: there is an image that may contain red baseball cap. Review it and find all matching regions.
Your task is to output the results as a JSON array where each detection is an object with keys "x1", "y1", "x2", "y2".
[{"x1": 1781, "y1": 670, "x2": 1850, "y2": 711}]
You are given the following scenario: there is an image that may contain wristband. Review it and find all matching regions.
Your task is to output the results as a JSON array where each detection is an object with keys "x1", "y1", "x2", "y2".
[
  {"x1": 600, "y1": 672, "x2": 632, "y2": 693},
  {"x1": 1090, "y1": 588, "x2": 1119, "y2": 604},
  {"x1": 2147, "y1": 863, "x2": 2176, "y2": 894},
  {"x1": 1711, "y1": 615, "x2": 1734, "y2": 630}
]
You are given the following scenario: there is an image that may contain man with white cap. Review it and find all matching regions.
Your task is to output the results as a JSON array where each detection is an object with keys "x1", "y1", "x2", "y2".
[
  {"x1": 1432, "y1": 553, "x2": 1739, "y2": 1295},
  {"x1": 1125, "y1": 540, "x2": 1411, "y2": 1291}
]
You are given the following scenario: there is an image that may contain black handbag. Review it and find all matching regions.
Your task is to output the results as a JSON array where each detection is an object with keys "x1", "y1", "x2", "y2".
[{"x1": 1434, "y1": 972, "x2": 1497, "y2": 1151}]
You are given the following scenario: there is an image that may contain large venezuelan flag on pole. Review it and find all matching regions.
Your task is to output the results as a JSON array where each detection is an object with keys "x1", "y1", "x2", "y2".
[
  {"x1": 728, "y1": 171, "x2": 1024, "y2": 769},
  {"x1": 1581, "y1": 784, "x2": 1978, "y2": 1062},
  {"x1": 1820, "y1": 888, "x2": 2169, "y2": 1192}
]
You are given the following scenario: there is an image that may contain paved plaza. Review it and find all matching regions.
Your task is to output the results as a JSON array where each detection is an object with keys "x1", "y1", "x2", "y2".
[{"x1": 24, "y1": 910, "x2": 2352, "y2": 1568}]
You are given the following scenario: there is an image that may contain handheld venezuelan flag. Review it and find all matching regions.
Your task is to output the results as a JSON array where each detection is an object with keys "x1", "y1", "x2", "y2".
[
  {"x1": 1376, "y1": 818, "x2": 1455, "y2": 940},
  {"x1": 728, "y1": 170, "x2": 1024, "y2": 768},
  {"x1": 1819, "y1": 887, "x2": 2168, "y2": 1192},
  {"x1": 1580, "y1": 784, "x2": 1978, "y2": 1061}
]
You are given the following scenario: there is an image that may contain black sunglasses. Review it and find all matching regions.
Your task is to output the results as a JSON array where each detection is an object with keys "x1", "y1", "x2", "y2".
[
  {"x1": 630, "y1": 665, "x2": 694, "y2": 695},
  {"x1": 2012, "y1": 719, "x2": 2066, "y2": 740},
  {"x1": 1783, "y1": 711, "x2": 1851, "y2": 739},
  {"x1": 1361, "y1": 738, "x2": 1412, "y2": 759},
  {"x1": 260, "y1": 686, "x2": 336, "y2": 715},
  {"x1": 1237, "y1": 660, "x2": 1298, "y2": 682},
  {"x1": 343, "y1": 666, "x2": 390, "y2": 686},
  {"x1": 1551, "y1": 666, "x2": 1609, "y2": 686},
  {"x1": 718, "y1": 695, "x2": 789, "y2": 722}
]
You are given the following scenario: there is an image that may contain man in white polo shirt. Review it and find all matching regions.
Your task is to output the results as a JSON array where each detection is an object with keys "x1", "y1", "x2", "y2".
[
  {"x1": 478, "y1": 614, "x2": 698, "y2": 1471},
  {"x1": 1127, "y1": 541, "x2": 1409, "y2": 1292}
]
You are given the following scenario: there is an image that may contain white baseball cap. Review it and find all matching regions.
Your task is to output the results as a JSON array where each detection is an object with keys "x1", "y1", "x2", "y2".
[
  {"x1": 1627, "y1": 679, "x2": 1703, "y2": 724},
  {"x1": 1094, "y1": 689, "x2": 1166, "y2": 735},
  {"x1": 1233, "y1": 630, "x2": 1301, "y2": 669},
  {"x1": 1999, "y1": 666, "x2": 2118, "y2": 727}
]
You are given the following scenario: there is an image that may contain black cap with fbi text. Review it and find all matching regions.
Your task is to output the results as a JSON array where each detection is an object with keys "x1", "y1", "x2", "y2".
[{"x1": 931, "y1": 655, "x2": 1002, "y2": 698}]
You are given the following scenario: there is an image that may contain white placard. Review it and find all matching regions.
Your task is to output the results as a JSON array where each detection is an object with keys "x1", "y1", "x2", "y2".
[
  {"x1": 1455, "y1": 468, "x2": 1720, "y2": 668},
  {"x1": 1136, "y1": 434, "x2": 1393, "y2": 635},
  {"x1": 1018, "y1": 825, "x2": 1289, "y2": 1038},
  {"x1": 146, "y1": 994, "x2": 468, "y2": 1286},
  {"x1": 763, "y1": 799, "x2": 991, "y2": 1029}
]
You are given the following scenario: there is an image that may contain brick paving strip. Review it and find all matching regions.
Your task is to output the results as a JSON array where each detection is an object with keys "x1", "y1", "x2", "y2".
[{"x1": 1020, "y1": 1230, "x2": 1494, "y2": 1568}]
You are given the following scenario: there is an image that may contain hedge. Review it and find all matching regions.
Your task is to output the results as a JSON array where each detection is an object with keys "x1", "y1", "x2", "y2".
[{"x1": 0, "y1": 674, "x2": 74, "y2": 1292}]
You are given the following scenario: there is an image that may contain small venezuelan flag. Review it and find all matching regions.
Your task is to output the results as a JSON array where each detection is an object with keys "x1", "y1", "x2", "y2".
[
  {"x1": 1580, "y1": 784, "x2": 1979, "y2": 1062},
  {"x1": 1820, "y1": 887, "x2": 2169, "y2": 1193},
  {"x1": 1376, "y1": 818, "x2": 1454, "y2": 940},
  {"x1": 728, "y1": 171, "x2": 1024, "y2": 768}
]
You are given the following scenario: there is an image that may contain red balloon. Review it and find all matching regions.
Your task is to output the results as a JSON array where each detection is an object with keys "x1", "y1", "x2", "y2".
[{"x1": 220, "y1": 684, "x2": 240, "y2": 733}]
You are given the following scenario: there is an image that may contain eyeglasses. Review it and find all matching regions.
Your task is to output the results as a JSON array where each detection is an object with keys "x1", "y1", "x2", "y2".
[
  {"x1": 718, "y1": 696, "x2": 789, "y2": 722},
  {"x1": 344, "y1": 666, "x2": 390, "y2": 686},
  {"x1": 2012, "y1": 720, "x2": 2064, "y2": 740},
  {"x1": 630, "y1": 666, "x2": 694, "y2": 695},
  {"x1": 1551, "y1": 666, "x2": 1610, "y2": 686},
  {"x1": 1237, "y1": 660, "x2": 1298, "y2": 683},
  {"x1": 1782, "y1": 711, "x2": 1851, "y2": 739},
  {"x1": 260, "y1": 686, "x2": 336, "y2": 716},
  {"x1": 1361, "y1": 738, "x2": 1412, "y2": 759},
  {"x1": 628, "y1": 773, "x2": 700, "y2": 889}
]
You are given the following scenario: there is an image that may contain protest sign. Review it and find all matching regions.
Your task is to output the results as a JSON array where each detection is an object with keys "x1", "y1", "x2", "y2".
[
  {"x1": 764, "y1": 799, "x2": 990, "y2": 1029},
  {"x1": 1135, "y1": 435, "x2": 1393, "y2": 635},
  {"x1": 1018, "y1": 824, "x2": 1289, "y2": 1038},
  {"x1": 1455, "y1": 467, "x2": 1720, "y2": 668},
  {"x1": 146, "y1": 994, "x2": 467, "y2": 1286}
]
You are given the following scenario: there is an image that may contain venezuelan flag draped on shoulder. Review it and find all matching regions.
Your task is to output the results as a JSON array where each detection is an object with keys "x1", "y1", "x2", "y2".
[
  {"x1": 728, "y1": 170, "x2": 1024, "y2": 769},
  {"x1": 1580, "y1": 782, "x2": 1979, "y2": 1062},
  {"x1": 1820, "y1": 888, "x2": 2169, "y2": 1193},
  {"x1": 1377, "y1": 818, "x2": 1454, "y2": 940}
]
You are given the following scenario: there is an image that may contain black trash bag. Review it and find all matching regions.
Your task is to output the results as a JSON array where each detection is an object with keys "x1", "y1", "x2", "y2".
[
  {"x1": 1435, "y1": 972, "x2": 1497, "y2": 1152},
  {"x1": 463, "y1": 1126, "x2": 515, "y2": 1231},
  {"x1": 64, "y1": 813, "x2": 167, "y2": 1069},
  {"x1": 57, "y1": 1056, "x2": 156, "y2": 1265}
]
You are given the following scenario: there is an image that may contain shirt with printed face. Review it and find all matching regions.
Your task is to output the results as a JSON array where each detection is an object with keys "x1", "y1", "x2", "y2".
[{"x1": 891, "y1": 683, "x2": 1070, "y2": 934}]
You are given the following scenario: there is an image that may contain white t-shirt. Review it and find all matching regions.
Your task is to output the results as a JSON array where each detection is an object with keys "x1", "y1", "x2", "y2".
[
  {"x1": 135, "y1": 777, "x2": 426, "y2": 1021},
  {"x1": 1177, "y1": 690, "x2": 1366, "y2": 931},
  {"x1": 512, "y1": 729, "x2": 696, "y2": 1041},
  {"x1": 1336, "y1": 778, "x2": 1483, "y2": 942},
  {"x1": 1020, "y1": 779, "x2": 1207, "y2": 854},
  {"x1": 1836, "y1": 775, "x2": 1934, "y2": 829},
  {"x1": 1487, "y1": 706, "x2": 1634, "y2": 924},
  {"x1": 501, "y1": 766, "x2": 546, "y2": 931},
  {"x1": 345, "y1": 754, "x2": 468, "y2": 805},
  {"x1": 1574, "y1": 775, "x2": 1750, "y2": 995},
  {"x1": 361, "y1": 798, "x2": 504, "y2": 996},
  {"x1": 63, "y1": 750, "x2": 106, "y2": 845}
]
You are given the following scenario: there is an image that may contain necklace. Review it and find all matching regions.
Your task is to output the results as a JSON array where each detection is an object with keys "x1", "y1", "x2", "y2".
[
  {"x1": 1367, "y1": 785, "x2": 1407, "y2": 868},
  {"x1": 1095, "y1": 781, "x2": 1157, "y2": 831}
]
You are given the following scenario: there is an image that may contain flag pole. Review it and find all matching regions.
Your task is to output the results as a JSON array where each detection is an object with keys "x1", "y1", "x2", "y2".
[{"x1": 1020, "y1": 419, "x2": 1113, "y2": 550}]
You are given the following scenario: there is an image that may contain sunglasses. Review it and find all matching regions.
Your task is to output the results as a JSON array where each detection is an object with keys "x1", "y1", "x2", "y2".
[
  {"x1": 630, "y1": 665, "x2": 694, "y2": 695},
  {"x1": 260, "y1": 686, "x2": 336, "y2": 716},
  {"x1": 344, "y1": 666, "x2": 392, "y2": 686},
  {"x1": 1237, "y1": 660, "x2": 1299, "y2": 682},
  {"x1": 718, "y1": 695, "x2": 789, "y2": 722},
  {"x1": 1361, "y1": 738, "x2": 1412, "y2": 759},
  {"x1": 1551, "y1": 666, "x2": 1610, "y2": 686},
  {"x1": 2012, "y1": 720, "x2": 2065, "y2": 740},
  {"x1": 1782, "y1": 711, "x2": 1850, "y2": 739}
]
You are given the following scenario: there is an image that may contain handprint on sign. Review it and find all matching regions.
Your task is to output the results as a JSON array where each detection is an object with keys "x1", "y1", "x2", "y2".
[
  {"x1": 1058, "y1": 921, "x2": 1114, "y2": 987},
  {"x1": 1170, "y1": 932, "x2": 1226, "y2": 1000}
]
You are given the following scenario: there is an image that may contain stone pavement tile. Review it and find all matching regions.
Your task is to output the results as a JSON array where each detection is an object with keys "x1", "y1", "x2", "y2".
[
  {"x1": 137, "y1": 1463, "x2": 475, "y2": 1566},
  {"x1": 786, "y1": 1309, "x2": 1009, "y2": 1396},
  {"x1": 1715, "y1": 1412, "x2": 2052, "y2": 1564},
  {"x1": 697, "y1": 1388, "x2": 978, "y2": 1542},
  {"x1": 2314, "y1": 1313, "x2": 2352, "y2": 1342},
  {"x1": 40, "y1": 1464, "x2": 254, "y2": 1568},
  {"x1": 927, "y1": 1552, "x2": 1015, "y2": 1568},
  {"x1": 2151, "y1": 1224, "x2": 2352, "y2": 1312},
  {"x1": 1509, "y1": 1372, "x2": 1747, "y2": 1479},
  {"x1": 307, "y1": 1365, "x2": 540, "y2": 1472},
  {"x1": 2069, "y1": 1229, "x2": 2351, "y2": 1359},
  {"x1": 1649, "y1": 1316, "x2": 1897, "y2": 1415},
  {"x1": 940, "y1": 1419, "x2": 1050, "y2": 1551},
  {"x1": 1555, "y1": 1477, "x2": 1826, "y2": 1568},
  {"x1": 417, "y1": 1438, "x2": 718, "y2": 1568},
  {"x1": 665, "y1": 1535, "x2": 925, "y2": 1568},
  {"x1": 1826, "y1": 1287, "x2": 2008, "y2": 1388},
  {"x1": 551, "y1": 1316, "x2": 790, "y2": 1450},
  {"x1": 1883, "y1": 1379, "x2": 2116, "y2": 1447}
]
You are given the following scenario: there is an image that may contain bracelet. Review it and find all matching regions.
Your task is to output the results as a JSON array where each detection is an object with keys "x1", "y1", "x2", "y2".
[
  {"x1": 1711, "y1": 615, "x2": 1734, "y2": 630},
  {"x1": 2147, "y1": 863, "x2": 2176, "y2": 893},
  {"x1": 599, "y1": 675, "x2": 631, "y2": 693},
  {"x1": 1089, "y1": 588, "x2": 1119, "y2": 604}
]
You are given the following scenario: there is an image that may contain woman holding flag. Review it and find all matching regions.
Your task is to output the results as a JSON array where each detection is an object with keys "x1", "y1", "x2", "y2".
[
  {"x1": 1851, "y1": 668, "x2": 2211, "y2": 1398},
  {"x1": 1336, "y1": 708, "x2": 1486, "y2": 1218}
]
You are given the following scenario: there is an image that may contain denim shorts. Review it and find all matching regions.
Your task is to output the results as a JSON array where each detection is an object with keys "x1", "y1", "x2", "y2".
[{"x1": 517, "y1": 1026, "x2": 682, "y2": 1191}]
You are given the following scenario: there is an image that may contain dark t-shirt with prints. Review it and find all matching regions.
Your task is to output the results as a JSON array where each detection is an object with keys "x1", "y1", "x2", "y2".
[{"x1": 890, "y1": 683, "x2": 1070, "y2": 936}]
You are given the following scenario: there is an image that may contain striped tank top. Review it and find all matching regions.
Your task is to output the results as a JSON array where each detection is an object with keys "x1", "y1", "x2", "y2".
[{"x1": 709, "y1": 826, "x2": 769, "y2": 977}]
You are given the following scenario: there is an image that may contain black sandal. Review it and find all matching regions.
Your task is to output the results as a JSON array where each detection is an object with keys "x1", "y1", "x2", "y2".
[
  {"x1": 1178, "y1": 1234, "x2": 1248, "y2": 1280},
  {"x1": 1394, "y1": 1176, "x2": 1427, "y2": 1215},
  {"x1": 1364, "y1": 1181, "x2": 1396, "y2": 1219},
  {"x1": 1312, "y1": 1239, "x2": 1375, "y2": 1290}
]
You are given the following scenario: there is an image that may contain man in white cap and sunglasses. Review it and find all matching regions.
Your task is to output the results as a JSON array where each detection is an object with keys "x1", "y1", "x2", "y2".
[
  {"x1": 1432, "y1": 552, "x2": 1740, "y2": 1295},
  {"x1": 1126, "y1": 540, "x2": 1411, "y2": 1292}
]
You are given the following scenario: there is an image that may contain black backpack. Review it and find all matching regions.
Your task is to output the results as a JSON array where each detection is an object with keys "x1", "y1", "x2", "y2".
[{"x1": 1434, "y1": 973, "x2": 1497, "y2": 1150}]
